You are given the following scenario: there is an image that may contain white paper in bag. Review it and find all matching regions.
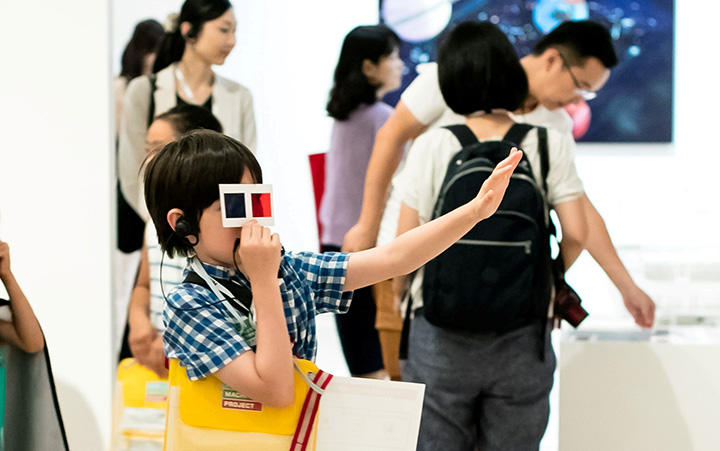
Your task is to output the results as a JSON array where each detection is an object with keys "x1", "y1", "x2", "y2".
[{"x1": 315, "y1": 377, "x2": 425, "y2": 451}]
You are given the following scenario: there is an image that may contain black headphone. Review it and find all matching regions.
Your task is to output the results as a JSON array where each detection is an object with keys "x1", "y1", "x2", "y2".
[{"x1": 174, "y1": 215, "x2": 198, "y2": 246}]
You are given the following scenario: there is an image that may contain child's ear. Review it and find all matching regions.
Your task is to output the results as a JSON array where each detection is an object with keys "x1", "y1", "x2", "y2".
[{"x1": 167, "y1": 208, "x2": 185, "y2": 232}]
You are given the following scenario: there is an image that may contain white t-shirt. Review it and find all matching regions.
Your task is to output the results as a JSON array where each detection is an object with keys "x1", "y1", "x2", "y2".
[
  {"x1": 145, "y1": 223, "x2": 187, "y2": 332},
  {"x1": 375, "y1": 62, "x2": 575, "y2": 246},
  {"x1": 395, "y1": 125, "x2": 584, "y2": 310}
]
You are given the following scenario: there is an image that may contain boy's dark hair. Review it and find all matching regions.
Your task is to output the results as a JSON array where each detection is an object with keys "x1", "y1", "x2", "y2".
[
  {"x1": 120, "y1": 19, "x2": 164, "y2": 81},
  {"x1": 144, "y1": 130, "x2": 261, "y2": 258},
  {"x1": 533, "y1": 20, "x2": 618, "y2": 69},
  {"x1": 438, "y1": 21, "x2": 528, "y2": 116},
  {"x1": 326, "y1": 25, "x2": 401, "y2": 120},
  {"x1": 153, "y1": 0, "x2": 233, "y2": 73},
  {"x1": 155, "y1": 104, "x2": 224, "y2": 135}
]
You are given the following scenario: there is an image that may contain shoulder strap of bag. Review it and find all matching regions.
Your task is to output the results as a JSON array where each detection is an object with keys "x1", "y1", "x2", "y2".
[
  {"x1": 182, "y1": 270, "x2": 252, "y2": 312},
  {"x1": 147, "y1": 73, "x2": 158, "y2": 128},
  {"x1": 503, "y1": 123, "x2": 534, "y2": 147},
  {"x1": 536, "y1": 126, "x2": 550, "y2": 196},
  {"x1": 290, "y1": 369, "x2": 334, "y2": 451},
  {"x1": 503, "y1": 124, "x2": 550, "y2": 197},
  {"x1": 443, "y1": 124, "x2": 479, "y2": 147}
]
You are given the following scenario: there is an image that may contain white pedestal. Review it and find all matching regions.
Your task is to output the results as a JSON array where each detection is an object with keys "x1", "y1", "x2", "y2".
[{"x1": 559, "y1": 332, "x2": 720, "y2": 451}]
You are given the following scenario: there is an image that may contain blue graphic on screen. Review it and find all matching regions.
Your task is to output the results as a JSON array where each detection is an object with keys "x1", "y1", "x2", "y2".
[
  {"x1": 379, "y1": 0, "x2": 673, "y2": 143},
  {"x1": 224, "y1": 193, "x2": 247, "y2": 218}
]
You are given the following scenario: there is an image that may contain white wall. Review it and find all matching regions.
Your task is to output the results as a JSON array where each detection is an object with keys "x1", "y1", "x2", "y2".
[{"x1": 0, "y1": 1, "x2": 113, "y2": 450}]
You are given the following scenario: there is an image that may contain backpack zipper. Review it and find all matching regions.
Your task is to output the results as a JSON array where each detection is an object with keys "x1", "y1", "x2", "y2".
[{"x1": 456, "y1": 239, "x2": 532, "y2": 254}]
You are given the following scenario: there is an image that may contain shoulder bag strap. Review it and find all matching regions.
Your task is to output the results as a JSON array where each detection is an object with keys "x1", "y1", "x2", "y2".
[
  {"x1": 147, "y1": 73, "x2": 158, "y2": 128},
  {"x1": 502, "y1": 123, "x2": 534, "y2": 147},
  {"x1": 443, "y1": 124, "x2": 479, "y2": 147}
]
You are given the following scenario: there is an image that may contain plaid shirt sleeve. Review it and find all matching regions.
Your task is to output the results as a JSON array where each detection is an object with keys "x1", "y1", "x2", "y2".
[
  {"x1": 162, "y1": 283, "x2": 252, "y2": 380},
  {"x1": 288, "y1": 251, "x2": 353, "y2": 314}
]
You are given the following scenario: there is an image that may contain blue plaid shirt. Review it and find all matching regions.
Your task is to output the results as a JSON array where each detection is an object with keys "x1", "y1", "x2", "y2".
[{"x1": 162, "y1": 251, "x2": 352, "y2": 380}]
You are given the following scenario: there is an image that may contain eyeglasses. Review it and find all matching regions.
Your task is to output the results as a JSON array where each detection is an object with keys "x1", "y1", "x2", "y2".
[{"x1": 557, "y1": 50, "x2": 597, "y2": 101}]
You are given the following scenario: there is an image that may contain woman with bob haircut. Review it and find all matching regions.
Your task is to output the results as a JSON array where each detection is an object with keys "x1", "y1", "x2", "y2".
[
  {"x1": 118, "y1": 0, "x2": 256, "y2": 233},
  {"x1": 321, "y1": 24, "x2": 404, "y2": 380},
  {"x1": 394, "y1": 21, "x2": 588, "y2": 450}
]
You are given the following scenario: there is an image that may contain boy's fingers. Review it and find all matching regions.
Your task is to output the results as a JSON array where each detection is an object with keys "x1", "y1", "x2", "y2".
[
  {"x1": 241, "y1": 220, "x2": 257, "y2": 241},
  {"x1": 496, "y1": 148, "x2": 522, "y2": 169}
]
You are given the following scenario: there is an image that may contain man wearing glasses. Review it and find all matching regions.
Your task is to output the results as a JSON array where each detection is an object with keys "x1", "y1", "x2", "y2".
[{"x1": 344, "y1": 20, "x2": 655, "y2": 376}]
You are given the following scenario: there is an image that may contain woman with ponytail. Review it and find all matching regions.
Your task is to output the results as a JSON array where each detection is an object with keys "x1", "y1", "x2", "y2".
[
  {"x1": 320, "y1": 25, "x2": 403, "y2": 379},
  {"x1": 118, "y1": 0, "x2": 256, "y2": 230}
]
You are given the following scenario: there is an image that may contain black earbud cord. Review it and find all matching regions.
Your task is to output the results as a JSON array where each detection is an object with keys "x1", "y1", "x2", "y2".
[{"x1": 159, "y1": 231, "x2": 248, "y2": 312}]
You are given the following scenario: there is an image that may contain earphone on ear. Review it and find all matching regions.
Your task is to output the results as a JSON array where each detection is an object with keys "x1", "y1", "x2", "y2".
[{"x1": 174, "y1": 216, "x2": 198, "y2": 246}]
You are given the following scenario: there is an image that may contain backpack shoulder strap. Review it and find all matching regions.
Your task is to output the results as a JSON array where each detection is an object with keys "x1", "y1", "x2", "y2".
[
  {"x1": 147, "y1": 73, "x2": 158, "y2": 128},
  {"x1": 502, "y1": 123, "x2": 534, "y2": 147},
  {"x1": 504, "y1": 124, "x2": 550, "y2": 195},
  {"x1": 182, "y1": 271, "x2": 252, "y2": 311},
  {"x1": 536, "y1": 126, "x2": 549, "y2": 196},
  {"x1": 443, "y1": 124, "x2": 479, "y2": 147}
]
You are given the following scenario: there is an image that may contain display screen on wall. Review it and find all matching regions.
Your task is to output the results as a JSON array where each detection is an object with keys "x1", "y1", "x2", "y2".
[{"x1": 380, "y1": 0, "x2": 674, "y2": 143}]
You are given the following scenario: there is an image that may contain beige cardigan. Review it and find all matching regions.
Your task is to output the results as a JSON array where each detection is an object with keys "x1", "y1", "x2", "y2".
[{"x1": 118, "y1": 63, "x2": 257, "y2": 219}]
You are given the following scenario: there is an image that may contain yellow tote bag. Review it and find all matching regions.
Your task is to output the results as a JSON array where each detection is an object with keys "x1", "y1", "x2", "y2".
[
  {"x1": 163, "y1": 358, "x2": 332, "y2": 451},
  {"x1": 112, "y1": 358, "x2": 169, "y2": 451}
]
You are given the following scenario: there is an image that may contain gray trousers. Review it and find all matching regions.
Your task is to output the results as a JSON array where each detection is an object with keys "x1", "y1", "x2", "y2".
[{"x1": 404, "y1": 314, "x2": 555, "y2": 451}]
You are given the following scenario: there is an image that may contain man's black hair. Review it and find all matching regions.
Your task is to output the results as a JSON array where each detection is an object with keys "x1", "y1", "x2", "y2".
[
  {"x1": 438, "y1": 21, "x2": 528, "y2": 116},
  {"x1": 533, "y1": 20, "x2": 618, "y2": 68},
  {"x1": 143, "y1": 130, "x2": 261, "y2": 258}
]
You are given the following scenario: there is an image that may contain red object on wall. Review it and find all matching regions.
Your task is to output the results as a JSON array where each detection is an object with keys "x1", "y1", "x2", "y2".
[{"x1": 308, "y1": 153, "x2": 326, "y2": 249}]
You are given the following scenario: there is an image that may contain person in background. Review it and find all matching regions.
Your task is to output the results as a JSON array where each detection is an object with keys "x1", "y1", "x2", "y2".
[
  {"x1": 113, "y1": 20, "x2": 166, "y2": 354},
  {"x1": 119, "y1": 0, "x2": 257, "y2": 228},
  {"x1": 123, "y1": 105, "x2": 223, "y2": 376},
  {"x1": 394, "y1": 22, "x2": 587, "y2": 450},
  {"x1": 0, "y1": 241, "x2": 43, "y2": 354},
  {"x1": 343, "y1": 20, "x2": 655, "y2": 336},
  {"x1": 321, "y1": 25, "x2": 404, "y2": 379},
  {"x1": 114, "y1": 19, "x2": 165, "y2": 137}
]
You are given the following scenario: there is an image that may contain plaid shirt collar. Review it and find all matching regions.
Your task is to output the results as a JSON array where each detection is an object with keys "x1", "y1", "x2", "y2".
[{"x1": 190, "y1": 259, "x2": 238, "y2": 281}]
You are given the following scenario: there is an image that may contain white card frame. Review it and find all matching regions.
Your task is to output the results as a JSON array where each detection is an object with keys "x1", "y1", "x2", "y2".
[{"x1": 219, "y1": 183, "x2": 275, "y2": 227}]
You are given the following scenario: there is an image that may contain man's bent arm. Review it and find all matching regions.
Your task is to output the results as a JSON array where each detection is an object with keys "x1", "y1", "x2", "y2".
[{"x1": 342, "y1": 101, "x2": 427, "y2": 251}]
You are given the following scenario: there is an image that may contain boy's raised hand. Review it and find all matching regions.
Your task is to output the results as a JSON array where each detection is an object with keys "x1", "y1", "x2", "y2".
[
  {"x1": 236, "y1": 220, "x2": 282, "y2": 284},
  {"x1": 471, "y1": 148, "x2": 523, "y2": 221}
]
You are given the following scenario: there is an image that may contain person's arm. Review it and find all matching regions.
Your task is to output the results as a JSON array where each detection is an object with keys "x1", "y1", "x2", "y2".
[
  {"x1": 118, "y1": 76, "x2": 152, "y2": 217},
  {"x1": 127, "y1": 243, "x2": 168, "y2": 377},
  {"x1": 342, "y1": 101, "x2": 427, "y2": 252},
  {"x1": 216, "y1": 221, "x2": 294, "y2": 408},
  {"x1": 0, "y1": 241, "x2": 44, "y2": 353},
  {"x1": 553, "y1": 197, "x2": 588, "y2": 270},
  {"x1": 390, "y1": 202, "x2": 422, "y2": 306},
  {"x1": 240, "y1": 88, "x2": 257, "y2": 152},
  {"x1": 344, "y1": 149, "x2": 522, "y2": 291},
  {"x1": 582, "y1": 194, "x2": 655, "y2": 328}
]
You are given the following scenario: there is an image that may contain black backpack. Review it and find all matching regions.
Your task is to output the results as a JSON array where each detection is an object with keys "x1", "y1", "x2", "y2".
[{"x1": 420, "y1": 123, "x2": 553, "y2": 333}]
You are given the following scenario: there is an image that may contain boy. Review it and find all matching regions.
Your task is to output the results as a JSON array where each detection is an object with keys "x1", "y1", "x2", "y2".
[{"x1": 143, "y1": 129, "x2": 521, "y2": 408}]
